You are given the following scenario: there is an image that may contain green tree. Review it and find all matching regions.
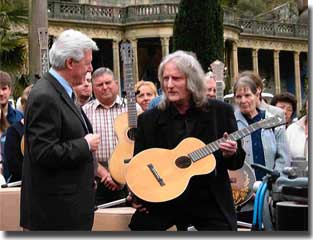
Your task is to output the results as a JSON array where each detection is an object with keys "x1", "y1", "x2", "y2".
[
  {"x1": 220, "y1": 0, "x2": 238, "y2": 8},
  {"x1": 172, "y1": 0, "x2": 224, "y2": 71},
  {"x1": 0, "y1": 0, "x2": 28, "y2": 74},
  {"x1": 0, "y1": 0, "x2": 28, "y2": 98}
]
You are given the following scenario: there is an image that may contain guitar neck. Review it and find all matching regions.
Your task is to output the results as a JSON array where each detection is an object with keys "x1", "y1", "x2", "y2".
[
  {"x1": 216, "y1": 80, "x2": 224, "y2": 101},
  {"x1": 123, "y1": 63, "x2": 137, "y2": 128},
  {"x1": 38, "y1": 27, "x2": 49, "y2": 75},
  {"x1": 188, "y1": 120, "x2": 265, "y2": 162}
]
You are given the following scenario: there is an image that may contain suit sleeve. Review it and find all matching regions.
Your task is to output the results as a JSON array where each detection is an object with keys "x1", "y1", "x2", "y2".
[{"x1": 26, "y1": 93, "x2": 91, "y2": 170}]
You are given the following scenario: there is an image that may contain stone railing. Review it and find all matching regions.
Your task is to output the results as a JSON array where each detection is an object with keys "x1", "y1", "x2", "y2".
[
  {"x1": 126, "y1": 4, "x2": 178, "y2": 23},
  {"x1": 47, "y1": 1, "x2": 308, "y2": 39},
  {"x1": 239, "y1": 18, "x2": 308, "y2": 39},
  {"x1": 48, "y1": 1, "x2": 125, "y2": 23}
]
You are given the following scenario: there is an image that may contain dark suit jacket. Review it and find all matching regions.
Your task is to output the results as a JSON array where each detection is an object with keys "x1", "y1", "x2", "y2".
[
  {"x1": 20, "y1": 72, "x2": 95, "y2": 230},
  {"x1": 132, "y1": 100, "x2": 245, "y2": 230}
]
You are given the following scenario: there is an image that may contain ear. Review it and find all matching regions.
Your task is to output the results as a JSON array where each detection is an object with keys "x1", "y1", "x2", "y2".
[
  {"x1": 65, "y1": 58, "x2": 74, "y2": 70},
  {"x1": 256, "y1": 87, "x2": 262, "y2": 99}
]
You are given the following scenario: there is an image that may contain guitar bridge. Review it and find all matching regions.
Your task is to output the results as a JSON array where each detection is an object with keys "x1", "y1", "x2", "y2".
[{"x1": 147, "y1": 163, "x2": 165, "y2": 187}]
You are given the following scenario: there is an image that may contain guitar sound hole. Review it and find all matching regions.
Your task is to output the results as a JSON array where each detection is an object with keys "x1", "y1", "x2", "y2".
[
  {"x1": 127, "y1": 128, "x2": 136, "y2": 140},
  {"x1": 175, "y1": 156, "x2": 192, "y2": 169}
]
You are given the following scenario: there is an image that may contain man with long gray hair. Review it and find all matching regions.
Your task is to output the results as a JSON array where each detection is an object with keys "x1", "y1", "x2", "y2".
[
  {"x1": 128, "y1": 50, "x2": 245, "y2": 230},
  {"x1": 20, "y1": 29, "x2": 100, "y2": 230}
]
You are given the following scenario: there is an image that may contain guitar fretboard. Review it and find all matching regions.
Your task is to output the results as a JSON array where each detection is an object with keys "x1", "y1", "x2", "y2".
[
  {"x1": 216, "y1": 81, "x2": 224, "y2": 101},
  {"x1": 187, "y1": 118, "x2": 273, "y2": 162},
  {"x1": 123, "y1": 63, "x2": 137, "y2": 128}
]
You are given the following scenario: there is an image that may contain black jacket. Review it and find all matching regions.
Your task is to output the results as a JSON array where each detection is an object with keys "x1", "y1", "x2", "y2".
[{"x1": 132, "y1": 100, "x2": 245, "y2": 230}]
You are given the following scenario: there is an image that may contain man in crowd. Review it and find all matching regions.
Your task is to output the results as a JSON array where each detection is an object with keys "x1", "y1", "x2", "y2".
[
  {"x1": 0, "y1": 71, "x2": 23, "y2": 181},
  {"x1": 73, "y1": 71, "x2": 93, "y2": 106},
  {"x1": 83, "y1": 67, "x2": 141, "y2": 205}
]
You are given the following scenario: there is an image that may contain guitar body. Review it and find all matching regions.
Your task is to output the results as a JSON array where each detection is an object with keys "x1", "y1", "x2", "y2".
[
  {"x1": 126, "y1": 137, "x2": 216, "y2": 203},
  {"x1": 109, "y1": 112, "x2": 138, "y2": 185},
  {"x1": 228, "y1": 163, "x2": 256, "y2": 208},
  {"x1": 21, "y1": 135, "x2": 25, "y2": 156}
]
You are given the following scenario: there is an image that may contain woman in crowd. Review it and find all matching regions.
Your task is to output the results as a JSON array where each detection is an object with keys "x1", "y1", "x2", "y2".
[
  {"x1": 286, "y1": 99, "x2": 308, "y2": 162},
  {"x1": 0, "y1": 105, "x2": 9, "y2": 184},
  {"x1": 135, "y1": 80, "x2": 158, "y2": 111},
  {"x1": 270, "y1": 92, "x2": 297, "y2": 128},
  {"x1": 4, "y1": 84, "x2": 32, "y2": 182},
  {"x1": 233, "y1": 71, "x2": 290, "y2": 224},
  {"x1": 233, "y1": 72, "x2": 290, "y2": 181}
]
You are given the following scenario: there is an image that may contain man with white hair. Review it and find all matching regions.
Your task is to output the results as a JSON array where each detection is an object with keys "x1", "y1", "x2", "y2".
[{"x1": 20, "y1": 29, "x2": 100, "y2": 230}]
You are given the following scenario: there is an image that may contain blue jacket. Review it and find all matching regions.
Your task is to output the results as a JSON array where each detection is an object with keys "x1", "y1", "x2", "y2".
[
  {"x1": 7, "y1": 102, "x2": 23, "y2": 124},
  {"x1": 235, "y1": 109, "x2": 290, "y2": 173},
  {"x1": 1, "y1": 102, "x2": 23, "y2": 181}
]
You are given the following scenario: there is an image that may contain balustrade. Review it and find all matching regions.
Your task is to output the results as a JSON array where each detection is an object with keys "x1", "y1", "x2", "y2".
[{"x1": 47, "y1": 1, "x2": 307, "y2": 39}]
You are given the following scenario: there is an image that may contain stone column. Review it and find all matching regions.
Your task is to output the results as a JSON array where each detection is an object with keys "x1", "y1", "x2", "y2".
[
  {"x1": 160, "y1": 36, "x2": 170, "y2": 58},
  {"x1": 252, "y1": 48, "x2": 259, "y2": 74},
  {"x1": 112, "y1": 39, "x2": 121, "y2": 83},
  {"x1": 130, "y1": 38, "x2": 139, "y2": 82},
  {"x1": 273, "y1": 50, "x2": 281, "y2": 94},
  {"x1": 231, "y1": 41, "x2": 238, "y2": 86},
  {"x1": 294, "y1": 51, "x2": 302, "y2": 112}
]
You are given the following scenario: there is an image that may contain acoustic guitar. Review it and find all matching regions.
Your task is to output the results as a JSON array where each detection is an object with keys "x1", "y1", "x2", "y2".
[
  {"x1": 210, "y1": 60, "x2": 256, "y2": 208},
  {"x1": 20, "y1": 135, "x2": 25, "y2": 156},
  {"x1": 126, "y1": 115, "x2": 284, "y2": 203},
  {"x1": 109, "y1": 42, "x2": 140, "y2": 185}
]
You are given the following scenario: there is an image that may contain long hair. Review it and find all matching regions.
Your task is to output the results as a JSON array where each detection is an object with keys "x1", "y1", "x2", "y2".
[
  {"x1": 49, "y1": 29, "x2": 98, "y2": 70},
  {"x1": 0, "y1": 105, "x2": 9, "y2": 133},
  {"x1": 158, "y1": 50, "x2": 207, "y2": 110}
]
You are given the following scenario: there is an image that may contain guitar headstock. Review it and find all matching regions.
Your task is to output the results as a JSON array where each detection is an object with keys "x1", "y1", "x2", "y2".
[
  {"x1": 120, "y1": 42, "x2": 133, "y2": 64},
  {"x1": 210, "y1": 60, "x2": 224, "y2": 83},
  {"x1": 259, "y1": 115, "x2": 285, "y2": 129},
  {"x1": 210, "y1": 60, "x2": 225, "y2": 101}
]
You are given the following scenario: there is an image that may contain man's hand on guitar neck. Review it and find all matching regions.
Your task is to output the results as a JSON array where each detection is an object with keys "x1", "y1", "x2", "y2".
[
  {"x1": 219, "y1": 132, "x2": 238, "y2": 158},
  {"x1": 97, "y1": 164, "x2": 122, "y2": 191}
]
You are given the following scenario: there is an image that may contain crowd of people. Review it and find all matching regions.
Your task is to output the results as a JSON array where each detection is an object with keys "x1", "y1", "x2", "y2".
[{"x1": 0, "y1": 29, "x2": 308, "y2": 231}]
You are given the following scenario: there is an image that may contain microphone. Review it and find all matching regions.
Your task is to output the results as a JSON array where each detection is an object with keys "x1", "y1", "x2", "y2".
[
  {"x1": 1, "y1": 180, "x2": 22, "y2": 188},
  {"x1": 282, "y1": 167, "x2": 297, "y2": 178},
  {"x1": 94, "y1": 197, "x2": 127, "y2": 211},
  {"x1": 251, "y1": 163, "x2": 280, "y2": 177}
]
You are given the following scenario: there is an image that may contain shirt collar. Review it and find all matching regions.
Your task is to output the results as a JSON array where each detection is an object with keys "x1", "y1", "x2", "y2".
[
  {"x1": 49, "y1": 68, "x2": 73, "y2": 98},
  {"x1": 94, "y1": 95, "x2": 124, "y2": 109}
]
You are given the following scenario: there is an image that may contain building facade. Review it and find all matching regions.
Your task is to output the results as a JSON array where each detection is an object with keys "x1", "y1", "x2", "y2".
[{"x1": 44, "y1": 0, "x2": 308, "y2": 110}]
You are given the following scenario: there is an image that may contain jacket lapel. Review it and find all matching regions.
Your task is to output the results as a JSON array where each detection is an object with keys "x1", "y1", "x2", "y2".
[{"x1": 45, "y1": 72, "x2": 90, "y2": 133}]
